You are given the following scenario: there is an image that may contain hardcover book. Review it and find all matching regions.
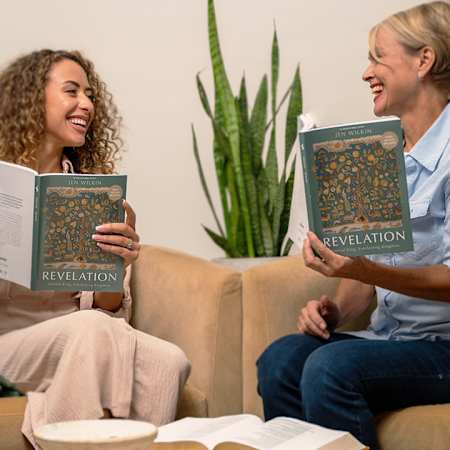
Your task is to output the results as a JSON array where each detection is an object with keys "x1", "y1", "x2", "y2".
[
  {"x1": 0, "y1": 160, "x2": 127, "y2": 291},
  {"x1": 151, "y1": 414, "x2": 367, "y2": 450},
  {"x1": 298, "y1": 117, "x2": 413, "y2": 256}
]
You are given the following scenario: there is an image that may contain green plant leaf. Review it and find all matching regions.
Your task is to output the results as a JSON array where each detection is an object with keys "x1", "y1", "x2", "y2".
[
  {"x1": 209, "y1": 80, "x2": 231, "y2": 235},
  {"x1": 225, "y1": 159, "x2": 240, "y2": 253},
  {"x1": 238, "y1": 77, "x2": 264, "y2": 256},
  {"x1": 192, "y1": 125, "x2": 225, "y2": 237},
  {"x1": 208, "y1": 0, "x2": 254, "y2": 256},
  {"x1": 203, "y1": 225, "x2": 236, "y2": 257},
  {"x1": 278, "y1": 158, "x2": 296, "y2": 254},
  {"x1": 196, "y1": 72, "x2": 214, "y2": 119},
  {"x1": 265, "y1": 128, "x2": 278, "y2": 216},
  {"x1": 284, "y1": 65, "x2": 302, "y2": 166},
  {"x1": 249, "y1": 75, "x2": 268, "y2": 173},
  {"x1": 271, "y1": 27, "x2": 279, "y2": 118},
  {"x1": 257, "y1": 171, "x2": 274, "y2": 255},
  {"x1": 272, "y1": 172, "x2": 286, "y2": 249}
]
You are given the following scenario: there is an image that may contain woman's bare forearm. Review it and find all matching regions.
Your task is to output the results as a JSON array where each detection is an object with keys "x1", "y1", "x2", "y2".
[
  {"x1": 334, "y1": 278, "x2": 375, "y2": 327},
  {"x1": 353, "y1": 258, "x2": 450, "y2": 302}
]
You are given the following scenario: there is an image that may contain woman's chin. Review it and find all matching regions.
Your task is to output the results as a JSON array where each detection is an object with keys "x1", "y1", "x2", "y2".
[
  {"x1": 373, "y1": 102, "x2": 389, "y2": 117},
  {"x1": 65, "y1": 138, "x2": 86, "y2": 148}
]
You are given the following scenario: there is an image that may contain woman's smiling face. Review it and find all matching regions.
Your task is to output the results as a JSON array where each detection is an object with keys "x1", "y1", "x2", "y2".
[
  {"x1": 362, "y1": 26, "x2": 421, "y2": 118},
  {"x1": 44, "y1": 59, "x2": 94, "y2": 149}
]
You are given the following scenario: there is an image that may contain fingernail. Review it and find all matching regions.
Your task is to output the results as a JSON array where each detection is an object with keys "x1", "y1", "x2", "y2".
[
  {"x1": 92, "y1": 234, "x2": 98, "y2": 240},
  {"x1": 96, "y1": 225, "x2": 106, "y2": 231}
]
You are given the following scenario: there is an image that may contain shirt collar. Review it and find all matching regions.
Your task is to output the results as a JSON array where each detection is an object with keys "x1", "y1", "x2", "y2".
[{"x1": 405, "y1": 102, "x2": 450, "y2": 172}]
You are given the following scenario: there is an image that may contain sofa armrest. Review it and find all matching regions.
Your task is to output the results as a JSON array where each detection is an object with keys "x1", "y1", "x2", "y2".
[
  {"x1": 242, "y1": 256, "x2": 340, "y2": 416},
  {"x1": 130, "y1": 245, "x2": 242, "y2": 417}
]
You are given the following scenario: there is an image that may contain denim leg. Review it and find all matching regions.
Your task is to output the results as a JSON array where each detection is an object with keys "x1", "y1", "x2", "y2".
[
  {"x1": 302, "y1": 339, "x2": 450, "y2": 450},
  {"x1": 256, "y1": 333, "x2": 358, "y2": 421}
]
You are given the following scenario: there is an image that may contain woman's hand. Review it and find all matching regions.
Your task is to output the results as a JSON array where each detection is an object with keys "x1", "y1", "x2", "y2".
[
  {"x1": 303, "y1": 231, "x2": 366, "y2": 279},
  {"x1": 297, "y1": 295, "x2": 341, "y2": 339},
  {"x1": 92, "y1": 200, "x2": 140, "y2": 268}
]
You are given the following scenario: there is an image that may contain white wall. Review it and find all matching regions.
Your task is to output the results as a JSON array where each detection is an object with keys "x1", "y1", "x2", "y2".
[{"x1": 0, "y1": 0, "x2": 427, "y2": 259}]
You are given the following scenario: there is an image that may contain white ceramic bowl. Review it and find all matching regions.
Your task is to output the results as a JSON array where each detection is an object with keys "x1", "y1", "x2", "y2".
[{"x1": 34, "y1": 419, "x2": 158, "y2": 450}]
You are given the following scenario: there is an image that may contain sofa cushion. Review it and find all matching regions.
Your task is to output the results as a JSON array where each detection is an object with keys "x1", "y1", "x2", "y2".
[
  {"x1": 0, "y1": 397, "x2": 32, "y2": 450},
  {"x1": 175, "y1": 383, "x2": 208, "y2": 419},
  {"x1": 377, "y1": 404, "x2": 450, "y2": 450}
]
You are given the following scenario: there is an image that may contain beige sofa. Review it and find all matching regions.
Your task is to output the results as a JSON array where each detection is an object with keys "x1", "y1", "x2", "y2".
[{"x1": 1, "y1": 246, "x2": 450, "y2": 450}]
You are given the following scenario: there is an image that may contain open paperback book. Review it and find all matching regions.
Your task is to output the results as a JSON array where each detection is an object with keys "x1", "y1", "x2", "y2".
[
  {"x1": 150, "y1": 414, "x2": 367, "y2": 450},
  {"x1": 0, "y1": 160, "x2": 127, "y2": 291},
  {"x1": 294, "y1": 117, "x2": 413, "y2": 256}
]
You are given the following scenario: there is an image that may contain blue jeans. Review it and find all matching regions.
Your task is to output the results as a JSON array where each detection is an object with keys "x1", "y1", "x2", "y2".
[{"x1": 257, "y1": 333, "x2": 450, "y2": 450}]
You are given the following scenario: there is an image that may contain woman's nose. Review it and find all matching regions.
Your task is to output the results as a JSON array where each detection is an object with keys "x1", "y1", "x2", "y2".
[
  {"x1": 79, "y1": 94, "x2": 94, "y2": 112},
  {"x1": 362, "y1": 64, "x2": 374, "y2": 82}
]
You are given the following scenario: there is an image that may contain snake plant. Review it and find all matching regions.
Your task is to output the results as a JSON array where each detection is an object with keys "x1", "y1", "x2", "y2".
[{"x1": 192, "y1": 0, "x2": 303, "y2": 257}]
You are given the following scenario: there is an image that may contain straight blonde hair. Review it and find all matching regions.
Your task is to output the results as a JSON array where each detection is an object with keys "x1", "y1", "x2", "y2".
[{"x1": 369, "y1": 1, "x2": 450, "y2": 95}]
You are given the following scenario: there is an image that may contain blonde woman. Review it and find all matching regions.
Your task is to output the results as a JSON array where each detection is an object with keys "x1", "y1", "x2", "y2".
[
  {"x1": 257, "y1": 2, "x2": 450, "y2": 449},
  {"x1": 0, "y1": 50, "x2": 190, "y2": 448}
]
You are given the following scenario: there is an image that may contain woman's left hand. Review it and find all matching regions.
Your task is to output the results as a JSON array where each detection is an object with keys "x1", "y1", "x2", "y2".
[
  {"x1": 92, "y1": 200, "x2": 140, "y2": 268},
  {"x1": 303, "y1": 231, "x2": 365, "y2": 279}
]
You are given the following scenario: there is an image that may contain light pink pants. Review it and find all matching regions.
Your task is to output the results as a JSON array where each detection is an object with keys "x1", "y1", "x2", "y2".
[{"x1": 0, "y1": 310, "x2": 190, "y2": 449}]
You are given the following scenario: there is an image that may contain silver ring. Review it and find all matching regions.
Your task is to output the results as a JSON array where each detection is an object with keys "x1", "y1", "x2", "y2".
[{"x1": 126, "y1": 239, "x2": 133, "y2": 250}]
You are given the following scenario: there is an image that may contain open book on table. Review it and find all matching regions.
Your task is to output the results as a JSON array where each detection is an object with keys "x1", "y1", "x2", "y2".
[
  {"x1": 0, "y1": 160, "x2": 127, "y2": 291},
  {"x1": 150, "y1": 414, "x2": 368, "y2": 450}
]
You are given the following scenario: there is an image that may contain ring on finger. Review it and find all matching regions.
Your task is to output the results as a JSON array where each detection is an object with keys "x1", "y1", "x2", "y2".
[{"x1": 126, "y1": 238, "x2": 133, "y2": 250}]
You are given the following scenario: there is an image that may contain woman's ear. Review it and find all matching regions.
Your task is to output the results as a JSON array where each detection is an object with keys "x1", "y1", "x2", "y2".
[{"x1": 417, "y1": 46, "x2": 436, "y2": 80}]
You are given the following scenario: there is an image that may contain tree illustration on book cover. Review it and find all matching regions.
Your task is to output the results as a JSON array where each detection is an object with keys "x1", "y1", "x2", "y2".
[
  {"x1": 42, "y1": 185, "x2": 123, "y2": 270},
  {"x1": 313, "y1": 131, "x2": 402, "y2": 234}
]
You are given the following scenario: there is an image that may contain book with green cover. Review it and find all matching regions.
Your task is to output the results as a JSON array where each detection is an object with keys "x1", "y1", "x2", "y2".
[
  {"x1": 0, "y1": 160, "x2": 127, "y2": 291},
  {"x1": 298, "y1": 117, "x2": 413, "y2": 256}
]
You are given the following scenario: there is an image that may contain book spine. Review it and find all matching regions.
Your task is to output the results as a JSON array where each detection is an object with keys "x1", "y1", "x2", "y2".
[
  {"x1": 299, "y1": 134, "x2": 317, "y2": 234},
  {"x1": 30, "y1": 177, "x2": 41, "y2": 289}
]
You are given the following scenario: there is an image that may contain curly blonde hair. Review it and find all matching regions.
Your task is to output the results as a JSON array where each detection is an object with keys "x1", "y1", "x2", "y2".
[{"x1": 0, "y1": 49, "x2": 122, "y2": 173}]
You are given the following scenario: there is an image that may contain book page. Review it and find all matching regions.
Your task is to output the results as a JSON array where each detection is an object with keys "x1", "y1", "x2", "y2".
[
  {"x1": 280, "y1": 114, "x2": 314, "y2": 256},
  {"x1": 0, "y1": 161, "x2": 36, "y2": 287},
  {"x1": 218, "y1": 418, "x2": 364, "y2": 450},
  {"x1": 155, "y1": 415, "x2": 263, "y2": 449},
  {"x1": 155, "y1": 416, "x2": 365, "y2": 450}
]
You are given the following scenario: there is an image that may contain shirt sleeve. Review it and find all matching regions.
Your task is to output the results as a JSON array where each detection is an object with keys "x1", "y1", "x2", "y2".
[
  {"x1": 77, "y1": 265, "x2": 132, "y2": 321},
  {"x1": 440, "y1": 176, "x2": 450, "y2": 268}
]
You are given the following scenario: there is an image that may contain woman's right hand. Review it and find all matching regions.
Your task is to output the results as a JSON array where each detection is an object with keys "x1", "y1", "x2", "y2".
[{"x1": 297, "y1": 295, "x2": 341, "y2": 339}]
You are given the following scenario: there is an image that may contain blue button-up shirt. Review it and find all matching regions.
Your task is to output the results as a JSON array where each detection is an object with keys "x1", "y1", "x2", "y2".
[{"x1": 352, "y1": 103, "x2": 450, "y2": 341}]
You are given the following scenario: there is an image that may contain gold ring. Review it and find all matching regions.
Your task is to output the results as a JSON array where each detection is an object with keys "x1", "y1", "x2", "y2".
[{"x1": 126, "y1": 239, "x2": 133, "y2": 250}]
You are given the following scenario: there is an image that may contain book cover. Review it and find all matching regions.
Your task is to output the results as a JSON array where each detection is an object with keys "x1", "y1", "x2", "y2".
[
  {"x1": 0, "y1": 161, "x2": 127, "y2": 291},
  {"x1": 299, "y1": 118, "x2": 413, "y2": 256}
]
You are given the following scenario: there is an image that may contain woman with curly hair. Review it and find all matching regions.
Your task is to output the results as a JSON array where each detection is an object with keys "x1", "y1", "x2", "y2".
[{"x1": 0, "y1": 50, "x2": 190, "y2": 448}]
